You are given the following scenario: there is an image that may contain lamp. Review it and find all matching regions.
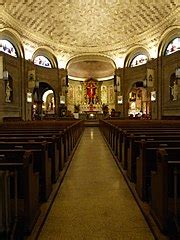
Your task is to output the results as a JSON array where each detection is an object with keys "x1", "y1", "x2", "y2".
[
  {"x1": 151, "y1": 91, "x2": 156, "y2": 102},
  {"x1": 117, "y1": 95, "x2": 123, "y2": 104},
  {"x1": 27, "y1": 91, "x2": 32, "y2": 103}
]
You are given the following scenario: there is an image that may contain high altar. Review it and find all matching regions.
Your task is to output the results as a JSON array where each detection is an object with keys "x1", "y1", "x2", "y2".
[
  {"x1": 67, "y1": 77, "x2": 115, "y2": 118},
  {"x1": 81, "y1": 79, "x2": 102, "y2": 119}
]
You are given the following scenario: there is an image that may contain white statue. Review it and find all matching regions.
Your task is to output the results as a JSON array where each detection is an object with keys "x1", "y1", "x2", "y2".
[{"x1": 5, "y1": 81, "x2": 12, "y2": 102}]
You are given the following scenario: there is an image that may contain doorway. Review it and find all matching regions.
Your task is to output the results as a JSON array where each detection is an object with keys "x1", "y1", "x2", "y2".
[
  {"x1": 32, "y1": 82, "x2": 55, "y2": 120},
  {"x1": 128, "y1": 81, "x2": 151, "y2": 119}
]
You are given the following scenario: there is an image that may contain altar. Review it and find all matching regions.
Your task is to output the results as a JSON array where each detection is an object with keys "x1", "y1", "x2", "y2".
[
  {"x1": 79, "y1": 110, "x2": 103, "y2": 120},
  {"x1": 67, "y1": 77, "x2": 115, "y2": 119},
  {"x1": 83, "y1": 110, "x2": 101, "y2": 119}
]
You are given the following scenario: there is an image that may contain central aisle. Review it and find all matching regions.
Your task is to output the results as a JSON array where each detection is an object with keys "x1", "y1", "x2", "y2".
[{"x1": 38, "y1": 128, "x2": 155, "y2": 240}]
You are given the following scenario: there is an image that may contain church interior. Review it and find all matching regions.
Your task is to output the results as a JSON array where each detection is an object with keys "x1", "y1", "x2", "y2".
[{"x1": 0, "y1": 1, "x2": 180, "y2": 240}]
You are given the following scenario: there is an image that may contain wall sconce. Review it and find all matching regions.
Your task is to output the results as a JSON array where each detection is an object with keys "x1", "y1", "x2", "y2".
[
  {"x1": 117, "y1": 95, "x2": 123, "y2": 104},
  {"x1": 27, "y1": 91, "x2": 32, "y2": 103},
  {"x1": 151, "y1": 91, "x2": 156, "y2": 101}
]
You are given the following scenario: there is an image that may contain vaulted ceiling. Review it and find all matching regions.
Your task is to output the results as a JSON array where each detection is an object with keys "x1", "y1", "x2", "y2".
[{"x1": 0, "y1": 0, "x2": 179, "y2": 78}]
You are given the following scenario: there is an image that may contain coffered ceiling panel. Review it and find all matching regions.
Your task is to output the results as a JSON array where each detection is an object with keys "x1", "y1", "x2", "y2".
[{"x1": 1, "y1": 0, "x2": 179, "y2": 52}]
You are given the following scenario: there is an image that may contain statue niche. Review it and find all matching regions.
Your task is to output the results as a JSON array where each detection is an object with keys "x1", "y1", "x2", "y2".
[{"x1": 85, "y1": 79, "x2": 98, "y2": 104}]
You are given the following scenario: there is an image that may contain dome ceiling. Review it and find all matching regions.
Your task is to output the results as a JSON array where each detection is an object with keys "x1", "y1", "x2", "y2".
[
  {"x1": 0, "y1": 1, "x2": 179, "y2": 80},
  {"x1": 67, "y1": 60, "x2": 115, "y2": 79},
  {"x1": 1, "y1": 0, "x2": 179, "y2": 51}
]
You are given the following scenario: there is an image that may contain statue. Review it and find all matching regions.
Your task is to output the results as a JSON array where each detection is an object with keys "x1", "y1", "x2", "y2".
[
  {"x1": 5, "y1": 81, "x2": 12, "y2": 103},
  {"x1": 48, "y1": 97, "x2": 55, "y2": 111},
  {"x1": 171, "y1": 81, "x2": 178, "y2": 101}
]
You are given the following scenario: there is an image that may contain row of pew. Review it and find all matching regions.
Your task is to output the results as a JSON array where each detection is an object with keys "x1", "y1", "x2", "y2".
[
  {"x1": 0, "y1": 119, "x2": 84, "y2": 239},
  {"x1": 99, "y1": 119, "x2": 180, "y2": 239}
]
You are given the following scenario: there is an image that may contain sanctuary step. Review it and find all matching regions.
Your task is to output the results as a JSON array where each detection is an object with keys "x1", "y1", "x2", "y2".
[{"x1": 84, "y1": 120, "x2": 99, "y2": 127}]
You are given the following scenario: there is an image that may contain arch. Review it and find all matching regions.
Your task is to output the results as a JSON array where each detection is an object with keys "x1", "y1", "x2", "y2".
[
  {"x1": 124, "y1": 46, "x2": 150, "y2": 68},
  {"x1": 66, "y1": 54, "x2": 116, "y2": 69},
  {"x1": 0, "y1": 28, "x2": 25, "y2": 58},
  {"x1": 32, "y1": 47, "x2": 58, "y2": 68},
  {"x1": 32, "y1": 82, "x2": 56, "y2": 120},
  {"x1": 158, "y1": 26, "x2": 180, "y2": 57},
  {"x1": 66, "y1": 54, "x2": 116, "y2": 81},
  {"x1": 128, "y1": 81, "x2": 151, "y2": 118}
]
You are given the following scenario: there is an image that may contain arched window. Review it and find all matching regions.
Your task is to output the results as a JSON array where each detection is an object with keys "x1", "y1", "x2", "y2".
[
  {"x1": 34, "y1": 55, "x2": 52, "y2": 68},
  {"x1": 165, "y1": 37, "x2": 180, "y2": 55},
  {"x1": 0, "y1": 40, "x2": 17, "y2": 57},
  {"x1": 130, "y1": 54, "x2": 148, "y2": 67}
]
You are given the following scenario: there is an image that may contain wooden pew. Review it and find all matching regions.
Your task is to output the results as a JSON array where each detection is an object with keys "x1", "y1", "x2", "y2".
[
  {"x1": 127, "y1": 136, "x2": 180, "y2": 182},
  {"x1": 121, "y1": 130, "x2": 180, "y2": 169},
  {"x1": 136, "y1": 141, "x2": 180, "y2": 201},
  {"x1": 0, "y1": 169, "x2": 12, "y2": 239},
  {"x1": 0, "y1": 151, "x2": 40, "y2": 238},
  {"x1": 0, "y1": 135, "x2": 61, "y2": 183},
  {"x1": 0, "y1": 119, "x2": 84, "y2": 173},
  {"x1": 150, "y1": 148, "x2": 180, "y2": 237},
  {"x1": 0, "y1": 142, "x2": 51, "y2": 201},
  {"x1": 99, "y1": 119, "x2": 180, "y2": 164},
  {"x1": 0, "y1": 119, "x2": 84, "y2": 239},
  {"x1": 0, "y1": 119, "x2": 84, "y2": 186}
]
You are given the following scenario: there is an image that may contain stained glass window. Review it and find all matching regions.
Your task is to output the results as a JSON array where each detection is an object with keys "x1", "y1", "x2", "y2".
[
  {"x1": 130, "y1": 54, "x2": 148, "y2": 67},
  {"x1": 0, "y1": 40, "x2": 17, "y2": 57},
  {"x1": 165, "y1": 37, "x2": 180, "y2": 55},
  {"x1": 34, "y1": 55, "x2": 52, "y2": 68}
]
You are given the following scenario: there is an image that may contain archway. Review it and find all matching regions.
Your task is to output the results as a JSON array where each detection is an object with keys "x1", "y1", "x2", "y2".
[
  {"x1": 66, "y1": 55, "x2": 116, "y2": 117},
  {"x1": 128, "y1": 81, "x2": 151, "y2": 119},
  {"x1": 32, "y1": 82, "x2": 55, "y2": 120}
]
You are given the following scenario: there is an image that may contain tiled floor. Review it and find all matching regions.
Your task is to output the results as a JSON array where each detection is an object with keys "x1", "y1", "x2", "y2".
[{"x1": 38, "y1": 128, "x2": 155, "y2": 240}]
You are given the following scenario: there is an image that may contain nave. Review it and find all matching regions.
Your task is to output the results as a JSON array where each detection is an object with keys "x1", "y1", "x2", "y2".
[{"x1": 37, "y1": 128, "x2": 154, "y2": 240}]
